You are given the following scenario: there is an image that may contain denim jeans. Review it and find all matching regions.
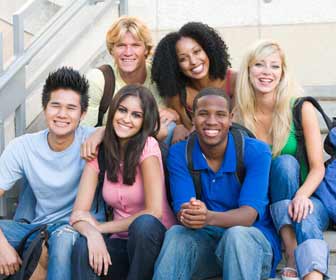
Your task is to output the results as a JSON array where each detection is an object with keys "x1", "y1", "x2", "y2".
[
  {"x1": 72, "y1": 214, "x2": 166, "y2": 280},
  {"x1": 0, "y1": 220, "x2": 78, "y2": 280},
  {"x1": 269, "y1": 155, "x2": 330, "y2": 278},
  {"x1": 153, "y1": 225, "x2": 273, "y2": 280}
]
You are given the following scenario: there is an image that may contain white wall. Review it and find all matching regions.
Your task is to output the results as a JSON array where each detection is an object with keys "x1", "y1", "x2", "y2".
[
  {"x1": 128, "y1": 0, "x2": 336, "y2": 30},
  {"x1": 127, "y1": 0, "x2": 336, "y2": 86}
]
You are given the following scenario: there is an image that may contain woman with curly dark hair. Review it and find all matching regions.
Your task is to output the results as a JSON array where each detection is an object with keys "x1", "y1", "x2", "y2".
[{"x1": 152, "y1": 22, "x2": 236, "y2": 143}]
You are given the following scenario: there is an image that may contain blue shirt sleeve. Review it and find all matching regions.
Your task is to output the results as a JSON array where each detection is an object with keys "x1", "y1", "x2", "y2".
[
  {"x1": 167, "y1": 142, "x2": 197, "y2": 214},
  {"x1": 238, "y1": 138, "x2": 272, "y2": 220}
]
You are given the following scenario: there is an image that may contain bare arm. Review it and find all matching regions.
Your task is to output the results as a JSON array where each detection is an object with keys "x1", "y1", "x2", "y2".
[
  {"x1": 166, "y1": 95, "x2": 192, "y2": 129},
  {"x1": 70, "y1": 165, "x2": 111, "y2": 276},
  {"x1": 0, "y1": 218, "x2": 22, "y2": 276},
  {"x1": 81, "y1": 127, "x2": 106, "y2": 161},
  {"x1": 297, "y1": 101, "x2": 325, "y2": 195},
  {"x1": 289, "y1": 101, "x2": 325, "y2": 222},
  {"x1": 98, "y1": 155, "x2": 163, "y2": 234}
]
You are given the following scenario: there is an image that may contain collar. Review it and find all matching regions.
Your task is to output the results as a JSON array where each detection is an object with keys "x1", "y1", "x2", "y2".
[
  {"x1": 114, "y1": 61, "x2": 151, "y2": 87},
  {"x1": 192, "y1": 132, "x2": 237, "y2": 173}
]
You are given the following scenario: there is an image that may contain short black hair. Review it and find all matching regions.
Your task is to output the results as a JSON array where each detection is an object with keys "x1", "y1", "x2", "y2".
[
  {"x1": 42, "y1": 66, "x2": 89, "y2": 112},
  {"x1": 152, "y1": 22, "x2": 231, "y2": 99},
  {"x1": 193, "y1": 87, "x2": 232, "y2": 113}
]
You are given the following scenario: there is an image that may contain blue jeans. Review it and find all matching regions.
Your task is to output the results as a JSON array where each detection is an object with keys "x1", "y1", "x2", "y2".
[
  {"x1": 72, "y1": 214, "x2": 166, "y2": 280},
  {"x1": 153, "y1": 225, "x2": 273, "y2": 280},
  {"x1": 0, "y1": 220, "x2": 78, "y2": 280},
  {"x1": 269, "y1": 155, "x2": 330, "y2": 278}
]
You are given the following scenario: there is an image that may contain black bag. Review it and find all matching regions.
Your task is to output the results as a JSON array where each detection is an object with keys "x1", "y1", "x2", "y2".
[
  {"x1": 6, "y1": 225, "x2": 49, "y2": 280},
  {"x1": 293, "y1": 96, "x2": 336, "y2": 223},
  {"x1": 95, "y1": 64, "x2": 116, "y2": 127},
  {"x1": 185, "y1": 123, "x2": 255, "y2": 199}
]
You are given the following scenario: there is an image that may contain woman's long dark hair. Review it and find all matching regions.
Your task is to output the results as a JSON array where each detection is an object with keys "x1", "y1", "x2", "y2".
[
  {"x1": 103, "y1": 84, "x2": 160, "y2": 185},
  {"x1": 152, "y1": 22, "x2": 231, "y2": 99}
]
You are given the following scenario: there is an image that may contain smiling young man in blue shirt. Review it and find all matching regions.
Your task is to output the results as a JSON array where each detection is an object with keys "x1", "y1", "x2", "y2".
[{"x1": 154, "y1": 88, "x2": 281, "y2": 280}]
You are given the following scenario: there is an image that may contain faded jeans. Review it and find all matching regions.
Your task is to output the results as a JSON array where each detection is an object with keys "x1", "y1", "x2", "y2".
[
  {"x1": 269, "y1": 155, "x2": 330, "y2": 279},
  {"x1": 0, "y1": 220, "x2": 78, "y2": 280},
  {"x1": 153, "y1": 225, "x2": 273, "y2": 280}
]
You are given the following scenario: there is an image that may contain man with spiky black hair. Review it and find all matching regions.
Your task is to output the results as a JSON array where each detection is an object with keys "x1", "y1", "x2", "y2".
[{"x1": 0, "y1": 67, "x2": 104, "y2": 280}]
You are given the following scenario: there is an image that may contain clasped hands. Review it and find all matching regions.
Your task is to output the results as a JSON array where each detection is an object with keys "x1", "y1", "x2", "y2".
[{"x1": 178, "y1": 198, "x2": 210, "y2": 229}]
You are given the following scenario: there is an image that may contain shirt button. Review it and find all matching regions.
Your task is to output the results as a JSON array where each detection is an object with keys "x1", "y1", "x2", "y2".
[{"x1": 212, "y1": 179, "x2": 216, "y2": 183}]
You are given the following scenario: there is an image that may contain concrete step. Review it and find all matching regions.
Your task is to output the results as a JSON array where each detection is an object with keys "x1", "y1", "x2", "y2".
[{"x1": 23, "y1": 1, "x2": 118, "y2": 129}]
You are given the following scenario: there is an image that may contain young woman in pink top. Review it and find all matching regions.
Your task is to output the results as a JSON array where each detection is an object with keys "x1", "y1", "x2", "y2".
[{"x1": 70, "y1": 84, "x2": 176, "y2": 280}]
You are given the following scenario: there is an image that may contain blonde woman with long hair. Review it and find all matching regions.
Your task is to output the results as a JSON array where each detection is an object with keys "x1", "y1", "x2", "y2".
[{"x1": 235, "y1": 40, "x2": 329, "y2": 280}]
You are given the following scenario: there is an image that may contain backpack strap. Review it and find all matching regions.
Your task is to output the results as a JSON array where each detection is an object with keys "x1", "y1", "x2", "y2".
[
  {"x1": 185, "y1": 132, "x2": 202, "y2": 200},
  {"x1": 231, "y1": 122, "x2": 255, "y2": 185},
  {"x1": 230, "y1": 126, "x2": 245, "y2": 186},
  {"x1": 294, "y1": 96, "x2": 332, "y2": 131},
  {"x1": 293, "y1": 96, "x2": 333, "y2": 178},
  {"x1": 95, "y1": 65, "x2": 115, "y2": 127},
  {"x1": 15, "y1": 225, "x2": 48, "y2": 280}
]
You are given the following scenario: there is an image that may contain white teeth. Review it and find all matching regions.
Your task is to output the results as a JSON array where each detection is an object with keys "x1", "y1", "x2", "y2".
[
  {"x1": 204, "y1": 129, "x2": 219, "y2": 137},
  {"x1": 259, "y1": 78, "x2": 272, "y2": 82},
  {"x1": 118, "y1": 123, "x2": 131, "y2": 129},
  {"x1": 191, "y1": 64, "x2": 203, "y2": 74},
  {"x1": 54, "y1": 121, "x2": 68, "y2": 127}
]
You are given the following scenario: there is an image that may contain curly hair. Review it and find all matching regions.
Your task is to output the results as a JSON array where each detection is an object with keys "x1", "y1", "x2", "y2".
[
  {"x1": 42, "y1": 66, "x2": 89, "y2": 112},
  {"x1": 152, "y1": 22, "x2": 231, "y2": 98}
]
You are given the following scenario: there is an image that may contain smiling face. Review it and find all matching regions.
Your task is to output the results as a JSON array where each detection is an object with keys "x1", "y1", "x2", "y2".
[
  {"x1": 112, "y1": 95, "x2": 144, "y2": 145},
  {"x1": 194, "y1": 95, "x2": 232, "y2": 149},
  {"x1": 249, "y1": 51, "x2": 283, "y2": 96},
  {"x1": 44, "y1": 88, "x2": 84, "y2": 141},
  {"x1": 111, "y1": 32, "x2": 148, "y2": 76},
  {"x1": 175, "y1": 36, "x2": 210, "y2": 80}
]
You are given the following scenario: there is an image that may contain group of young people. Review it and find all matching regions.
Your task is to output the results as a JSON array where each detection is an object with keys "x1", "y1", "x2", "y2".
[{"x1": 0, "y1": 15, "x2": 331, "y2": 280}]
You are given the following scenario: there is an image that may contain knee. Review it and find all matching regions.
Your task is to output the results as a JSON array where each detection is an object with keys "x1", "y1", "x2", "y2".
[
  {"x1": 270, "y1": 155, "x2": 300, "y2": 202},
  {"x1": 270, "y1": 155, "x2": 299, "y2": 181},
  {"x1": 129, "y1": 214, "x2": 166, "y2": 243},
  {"x1": 222, "y1": 226, "x2": 249, "y2": 246},
  {"x1": 164, "y1": 225, "x2": 195, "y2": 247}
]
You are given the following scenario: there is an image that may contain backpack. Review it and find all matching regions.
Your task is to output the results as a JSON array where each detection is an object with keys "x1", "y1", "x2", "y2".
[
  {"x1": 6, "y1": 224, "x2": 49, "y2": 280},
  {"x1": 185, "y1": 123, "x2": 255, "y2": 200},
  {"x1": 95, "y1": 65, "x2": 116, "y2": 127},
  {"x1": 292, "y1": 96, "x2": 336, "y2": 223}
]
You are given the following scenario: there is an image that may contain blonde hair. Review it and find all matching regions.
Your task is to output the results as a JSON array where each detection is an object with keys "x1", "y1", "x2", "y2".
[
  {"x1": 235, "y1": 40, "x2": 303, "y2": 156},
  {"x1": 106, "y1": 16, "x2": 153, "y2": 57}
]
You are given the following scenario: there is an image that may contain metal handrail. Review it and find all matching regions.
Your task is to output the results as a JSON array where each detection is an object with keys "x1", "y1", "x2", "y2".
[
  {"x1": 0, "y1": 0, "x2": 127, "y2": 218},
  {"x1": 0, "y1": 0, "x2": 88, "y2": 92}
]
